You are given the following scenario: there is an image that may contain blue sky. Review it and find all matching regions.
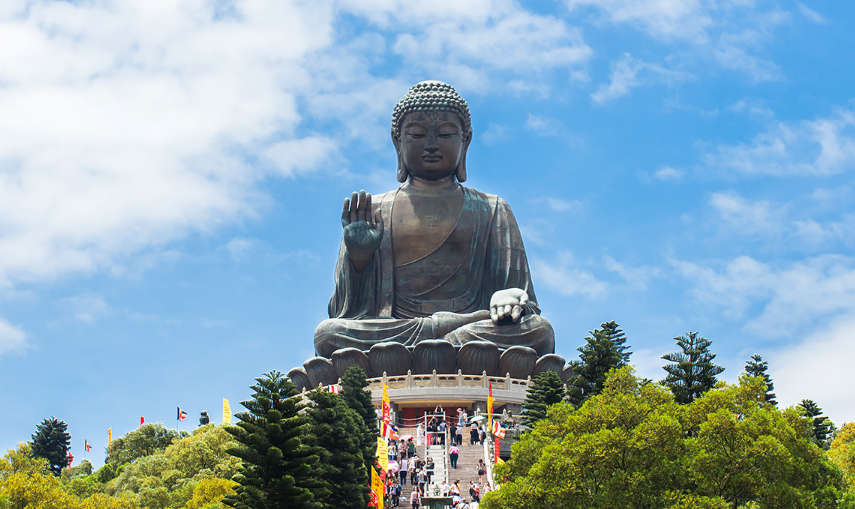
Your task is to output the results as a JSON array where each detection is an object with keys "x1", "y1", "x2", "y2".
[{"x1": 1, "y1": 0, "x2": 854, "y2": 467}]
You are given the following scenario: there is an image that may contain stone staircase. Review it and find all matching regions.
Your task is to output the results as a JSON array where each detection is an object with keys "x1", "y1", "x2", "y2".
[{"x1": 449, "y1": 438, "x2": 488, "y2": 500}]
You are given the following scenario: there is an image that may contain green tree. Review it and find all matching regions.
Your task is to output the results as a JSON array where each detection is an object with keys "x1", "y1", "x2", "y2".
[
  {"x1": 799, "y1": 399, "x2": 833, "y2": 445},
  {"x1": 520, "y1": 370, "x2": 565, "y2": 427},
  {"x1": 339, "y1": 365, "x2": 379, "y2": 468},
  {"x1": 482, "y1": 367, "x2": 843, "y2": 509},
  {"x1": 744, "y1": 354, "x2": 777, "y2": 406},
  {"x1": 305, "y1": 389, "x2": 369, "y2": 509},
  {"x1": 661, "y1": 332, "x2": 724, "y2": 405},
  {"x1": 566, "y1": 321, "x2": 629, "y2": 406},
  {"x1": 107, "y1": 424, "x2": 241, "y2": 509},
  {"x1": 224, "y1": 370, "x2": 322, "y2": 509},
  {"x1": 106, "y1": 423, "x2": 186, "y2": 468},
  {"x1": 31, "y1": 417, "x2": 72, "y2": 476}
]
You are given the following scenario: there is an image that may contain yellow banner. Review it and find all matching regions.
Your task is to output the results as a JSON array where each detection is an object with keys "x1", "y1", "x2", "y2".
[
  {"x1": 223, "y1": 398, "x2": 232, "y2": 425},
  {"x1": 377, "y1": 437, "x2": 388, "y2": 471},
  {"x1": 487, "y1": 396, "x2": 495, "y2": 431},
  {"x1": 371, "y1": 467, "x2": 384, "y2": 509},
  {"x1": 107, "y1": 428, "x2": 112, "y2": 446},
  {"x1": 382, "y1": 383, "x2": 389, "y2": 404}
]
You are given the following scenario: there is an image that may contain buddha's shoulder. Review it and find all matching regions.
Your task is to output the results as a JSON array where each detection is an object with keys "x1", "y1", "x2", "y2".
[{"x1": 462, "y1": 187, "x2": 512, "y2": 210}]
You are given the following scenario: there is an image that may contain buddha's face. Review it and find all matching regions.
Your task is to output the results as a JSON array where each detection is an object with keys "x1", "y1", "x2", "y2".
[{"x1": 396, "y1": 111, "x2": 470, "y2": 181}]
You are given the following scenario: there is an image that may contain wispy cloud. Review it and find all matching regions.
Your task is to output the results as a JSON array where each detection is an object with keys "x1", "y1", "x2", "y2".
[
  {"x1": 532, "y1": 197, "x2": 581, "y2": 212},
  {"x1": 770, "y1": 315, "x2": 855, "y2": 426},
  {"x1": 481, "y1": 123, "x2": 509, "y2": 145},
  {"x1": 0, "y1": 318, "x2": 27, "y2": 356},
  {"x1": 532, "y1": 252, "x2": 608, "y2": 299},
  {"x1": 704, "y1": 107, "x2": 855, "y2": 176},
  {"x1": 672, "y1": 254, "x2": 855, "y2": 338},
  {"x1": 709, "y1": 191, "x2": 784, "y2": 236},
  {"x1": 525, "y1": 114, "x2": 565, "y2": 137},
  {"x1": 62, "y1": 293, "x2": 110, "y2": 323},
  {"x1": 798, "y1": 4, "x2": 826, "y2": 24},
  {"x1": 654, "y1": 167, "x2": 684, "y2": 181},
  {"x1": 592, "y1": 53, "x2": 689, "y2": 103},
  {"x1": 567, "y1": 0, "x2": 789, "y2": 82}
]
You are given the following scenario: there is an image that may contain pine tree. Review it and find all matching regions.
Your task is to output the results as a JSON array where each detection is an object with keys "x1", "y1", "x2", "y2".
[
  {"x1": 661, "y1": 332, "x2": 725, "y2": 404},
  {"x1": 744, "y1": 354, "x2": 777, "y2": 406},
  {"x1": 305, "y1": 390, "x2": 371, "y2": 509},
  {"x1": 521, "y1": 370, "x2": 565, "y2": 427},
  {"x1": 599, "y1": 320, "x2": 631, "y2": 366},
  {"x1": 224, "y1": 370, "x2": 322, "y2": 509},
  {"x1": 30, "y1": 417, "x2": 71, "y2": 476},
  {"x1": 799, "y1": 399, "x2": 832, "y2": 444},
  {"x1": 566, "y1": 321, "x2": 629, "y2": 406},
  {"x1": 340, "y1": 365, "x2": 379, "y2": 466}
]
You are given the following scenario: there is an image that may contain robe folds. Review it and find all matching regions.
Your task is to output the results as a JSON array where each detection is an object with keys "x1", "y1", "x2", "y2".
[{"x1": 314, "y1": 186, "x2": 554, "y2": 358}]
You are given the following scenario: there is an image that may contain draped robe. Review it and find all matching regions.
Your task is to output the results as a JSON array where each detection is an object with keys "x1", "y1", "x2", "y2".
[{"x1": 314, "y1": 186, "x2": 554, "y2": 358}]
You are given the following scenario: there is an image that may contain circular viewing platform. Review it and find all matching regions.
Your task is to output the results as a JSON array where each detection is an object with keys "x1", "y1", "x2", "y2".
[{"x1": 368, "y1": 370, "x2": 530, "y2": 407}]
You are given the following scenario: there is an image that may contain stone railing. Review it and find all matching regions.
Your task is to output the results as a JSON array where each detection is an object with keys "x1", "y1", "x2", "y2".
[{"x1": 367, "y1": 369, "x2": 530, "y2": 392}]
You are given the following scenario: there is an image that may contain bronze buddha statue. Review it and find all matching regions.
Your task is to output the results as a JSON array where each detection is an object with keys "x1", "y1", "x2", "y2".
[{"x1": 291, "y1": 81, "x2": 559, "y2": 388}]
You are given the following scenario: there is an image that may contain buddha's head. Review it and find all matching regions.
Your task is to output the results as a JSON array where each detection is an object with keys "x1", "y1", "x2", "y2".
[{"x1": 391, "y1": 81, "x2": 472, "y2": 183}]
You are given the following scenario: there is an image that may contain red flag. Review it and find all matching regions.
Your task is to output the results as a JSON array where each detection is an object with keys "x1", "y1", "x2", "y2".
[
  {"x1": 489, "y1": 381, "x2": 493, "y2": 398},
  {"x1": 494, "y1": 439, "x2": 500, "y2": 463},
  {"x1": 140, "y1": 416, "x2": 145, "y2": 428}
]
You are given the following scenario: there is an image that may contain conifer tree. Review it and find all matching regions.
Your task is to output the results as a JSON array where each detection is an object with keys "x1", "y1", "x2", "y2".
[
  {"x1": 661, "y1": 332, "x2": 724, "y2": 404},
  {"x1": 521, "y1": 370, "x2": 565, "y2": 427},
  {"x1": 224, "y1": 370, "x2": 323, "y2": 509},
  {"x1": 340, "y1": 365, "x2": 379, "y2": 466},
  {"x1": 799, "y1": 399, "x2": 832, "y2": 444},
  {"x1": 305, "y1": 390, "x2": 371, "y2": 509},
  {"x1": 744, "y1": 354, "x2": 777, "y2": 406},
  {"x1": 566, "y1": 321, "x2": 629, "y2": 406},
  {"x1": 30, "y1": 417, "x2": 71, "y2": 476}
]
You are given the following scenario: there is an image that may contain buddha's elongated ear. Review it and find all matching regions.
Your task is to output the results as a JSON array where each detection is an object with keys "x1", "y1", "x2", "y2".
[
  {"x1": 456, "y1": 131, "x2": 473, "y2": 183},
  {"x1": 392, "y1": 132, "x2": 407, "y2": 183}
]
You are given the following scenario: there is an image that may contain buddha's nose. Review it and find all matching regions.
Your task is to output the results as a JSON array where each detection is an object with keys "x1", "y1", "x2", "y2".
[{"x1": 425, "y1": 132, "x2": 439, "y2": 151}]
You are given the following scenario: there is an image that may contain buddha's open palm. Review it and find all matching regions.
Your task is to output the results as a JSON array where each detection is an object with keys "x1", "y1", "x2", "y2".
[
  {"x1": 490, "y1": 288, "x2": 528, "y2": 323},
  {"x1": 342, "y1": 190, "x2": 383, "y2": 270}
]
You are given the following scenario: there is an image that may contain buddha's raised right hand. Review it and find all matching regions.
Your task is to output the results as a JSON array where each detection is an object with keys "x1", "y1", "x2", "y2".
[{"x1": 341, "y1": 190, "x2": 383, "y2": 272}]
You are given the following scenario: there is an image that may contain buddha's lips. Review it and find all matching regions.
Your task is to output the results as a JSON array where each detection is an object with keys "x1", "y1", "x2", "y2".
[{"x1": 423, "y1": 155, "x2": 442, "y2": 162}]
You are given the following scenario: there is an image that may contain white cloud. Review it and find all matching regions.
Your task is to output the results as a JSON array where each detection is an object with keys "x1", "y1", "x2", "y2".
[
  {"x1": 525, "y1": 114, "x2": 564, "y2": 136},
  {"x1": 673, "y1": 254, "x2": 855, "y2": 338},
  {"x1": 654, "y1": 166, "x2": 683, "y2": 181},
  {"x1": 592, "y1": 53, "x2": 689, "y2": 103},
  {"x1": 709, "y1": 191, "x2": 783, "y2": 235},
  {"x1": 770, "y1": 315, "x2": 855, "y2": 426},
  {"x1": 532, "y1": 197, "x2": 581, "y2": 212},
  {"x1": 62, "y1": 293, "x2": 110, "y2": 323},
  {"x1": 566, "y1": 0, "x2": 713, "y2": 43},
  {"x1": 798, "y1": 4, "x2": 826, "y2": 24},
  {"x1": 567, "y1": 0, "x2": 788, "y2": 82},
  {"x1": 603, "y1": 255, "x2": 658, "y2": 291},
  {"x1": 0, "y1": 318, "x2": 27, "y2": 356},
  {"x1": 532, "y1": 252, "x2": 608, "y2": 299},
  {"x1": 705, "y1": 107, "x2": 855, "y2": 176},
  {"x1": 0, "y1": 0, "x2": 595, "y2": 289},
  {"x1": 480, "y1": 123, "x2": 509, "y2": 145}
]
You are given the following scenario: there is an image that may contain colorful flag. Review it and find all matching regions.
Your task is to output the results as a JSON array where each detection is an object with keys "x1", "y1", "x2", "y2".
[
  {"x1": 327, "y1": 384, "x2": 341, "y2": 394},
  {"x1": 107, "y1": 428, "x2": 112, "y2": 446},
  {"x1": 140, "y1": 416, "x2": 145, "y2": 428},
  {"x1": 487, "y1": 381, "x2": 494, "y2": 432},
  {"x1": 223, "y1": 398, "x2": 232, "y2": 425},
  {"x1": 492, "y1": 421, "x2": 506, "y2": 438},
  {"x1": 177, "y1": 407, "x2": 187, "y2": 421},
  {"x1": 85, "y1": 440, "x2": 92, "y2": 452},
  {"x1": 371, "y1": 467, "x2": 384, "y2": 509},
  {"x1": 377, "y1": 437, "x2": 389, "y2": 471}
]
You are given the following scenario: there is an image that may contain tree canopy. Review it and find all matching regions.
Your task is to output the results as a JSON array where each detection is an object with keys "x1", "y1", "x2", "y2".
[
  {"x1": 661, "y1": 332, "x2": 725, "y2": 405},
  {"x1": 744, "y1": 354, "x2": 777, "y2": 406},
  {"x1": 31, "y1": 417, "x2": 72, "y2": 476},
  {"x1": 521, "y1": 370, "x2": 565, "y2": 427},
  {"x1": 483, "y1": 367, "x2": 844, "y2": 509},
  {"x1": 567, "y1": 321, "x2": 630, "y2": 406}
]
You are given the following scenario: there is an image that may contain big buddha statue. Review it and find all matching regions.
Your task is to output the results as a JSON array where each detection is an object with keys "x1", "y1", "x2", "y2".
[{"x1": 291, "y1": 81, "x2": 559, "y2": 389}]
